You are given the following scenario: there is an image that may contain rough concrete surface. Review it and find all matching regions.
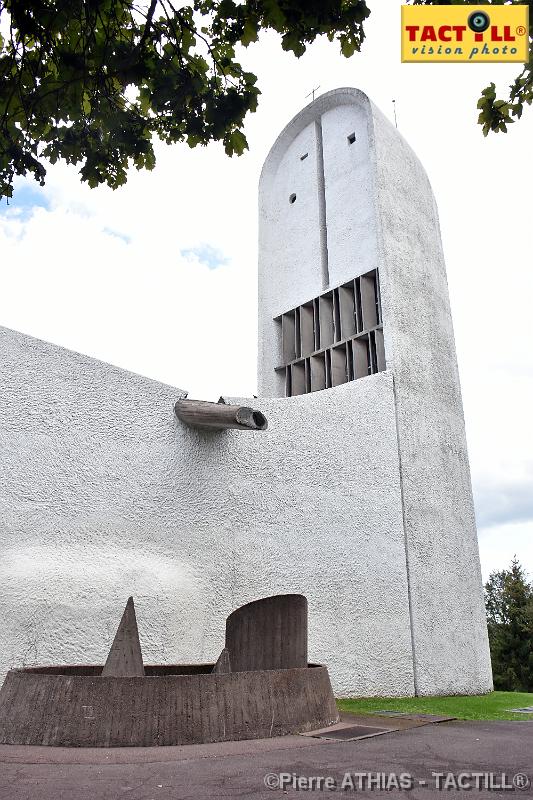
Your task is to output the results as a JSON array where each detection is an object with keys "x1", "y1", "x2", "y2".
[
  {"x1": 0, "y1": 720, "x2": 531, "y2": 800},
  {"x1": 257, "y1": 88, "x2": 492, "y2": 695},
  {"x1": 101, "y1": 597, "x2": 145, "y2": 678},
  {"x1": 0, "y1": 87, "x2": 492, "y2": 699},
  {"x1": 0, "y1": 326, "x2": 412, "y2": 697},
  {"x1": 225, "y1": 594, "x2": 308, "y2": 672},
  {"x1": 0, "y1": 664, "x2": 338, "y2": 747}
]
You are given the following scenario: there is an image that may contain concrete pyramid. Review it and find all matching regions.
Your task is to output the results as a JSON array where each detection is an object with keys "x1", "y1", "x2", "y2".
[{"x1": 101, "y1": 597, "x2": 145, "y2": 677}]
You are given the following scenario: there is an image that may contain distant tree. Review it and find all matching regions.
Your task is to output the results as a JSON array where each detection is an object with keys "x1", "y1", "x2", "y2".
[
  {"x1": 0, "y1": 0, "x2": 531, "y2": 199},
  {"x1": 485, "y1": 557, "x2": 533, "y2": 692}
]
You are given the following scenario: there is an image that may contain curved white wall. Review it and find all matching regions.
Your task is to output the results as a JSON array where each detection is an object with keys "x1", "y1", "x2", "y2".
[
  {"x1": 0, "y1": 88, "x2": 492, "y2": 698},
  {"x1": 0, "y1": 326, "x2": 415, "y2": 696}
]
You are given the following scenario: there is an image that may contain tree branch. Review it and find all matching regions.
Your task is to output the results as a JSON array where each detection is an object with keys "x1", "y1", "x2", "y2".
[{"x1": 139, "y1": 0, "x2": 158, "y2": 49}]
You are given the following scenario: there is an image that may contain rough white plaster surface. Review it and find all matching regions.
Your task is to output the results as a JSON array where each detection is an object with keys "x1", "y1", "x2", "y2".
[
  {"x1": 257, "y1": 88, "x2": 492, "y2": 694},
  {"x1": 371, "y1": 100, "x2": 493, "y2": 695},
  {"x1": 0, "y1": 88, "x2": 492, "y2": 698},
  {"x1": 0, "y1": 326, "x2": 414, "y2": 696}
]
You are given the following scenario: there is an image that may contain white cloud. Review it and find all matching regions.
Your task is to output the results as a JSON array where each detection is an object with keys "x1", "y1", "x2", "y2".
[
  {"x1": 0, "y1": 0, "x2": 532, "y2": 577},
  {"x1": 478, "y1": 522, "x2": 533, "y2": 582}
]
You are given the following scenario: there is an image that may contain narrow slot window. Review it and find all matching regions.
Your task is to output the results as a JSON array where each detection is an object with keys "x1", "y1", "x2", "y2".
[
  {"x1": 368, "y1": 332, "x2": 377, "y2": 374},
  {"x1": 313, "y1": 298, "x2": 321, "y2": 351},
  {"x1": 352, "y1": 336, "x2": 369, "y2": 379},
  {"x1": 291, "y1": 362, "x2": 306, "y2": 396},
  {"x1": 375, "y1": 270, "x2": 383, "y2": 324},
  {"x1": 319, "y1": 293, "x2": 334, "y2": 348},
  {"x1": 374, "y1": 328, "x2": 386, "y2": 372},
  {"x1": 294, "y1": 307, "x2": 301, "y2": 359},
  {"x1": 338, "y1": 283, "x2": 356, "y2": 339},
  {"x1": 360, "y1": 273, "x2": 378, "y2": 330},
  {"x1": 310, "y1": 353, "x2": 326, "y2": 392},
  {"x1": 289, "y1": 193, "x2": 297, "y2": 204},
  {"x1": 354, "y1": 278, "x2": 363, "y2": 333},
  {"x1": 325, "y1": 349, "x2": 332, "y2": 389},
  {"x1": 331, "y1": 345, "x2": 348, "y2": 387},
  {"x1": 304, "y1": 358, "x2": 311, "y2": 394},
  {"x1": 299, "y1": 303, "x2": 314, "y2": 357},
  {"x1": 300, "y1": 153, "x2": 308, "y2": 161},
  {"x1": 281, "y1": 311, "x2": 296, "y2": 365},
  {"x1": 333, "y1": 288, "x2": 341, "y2": 343},
  {"x1": 347, "y1": 132, "x2": 356, "y2": 145},
  {"x1": 346, "y1": 341, "x2": 354, "y2": 382}
]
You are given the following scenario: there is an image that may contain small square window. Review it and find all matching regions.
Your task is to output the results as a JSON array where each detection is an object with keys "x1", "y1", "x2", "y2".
[{"x1": 347, "y1": 133, "x2": 356, "y2": 145}]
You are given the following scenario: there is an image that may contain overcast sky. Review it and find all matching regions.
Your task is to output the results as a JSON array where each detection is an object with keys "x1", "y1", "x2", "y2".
[{"x1": 1, "y1": 0, "x2": 531, "y2": 581}]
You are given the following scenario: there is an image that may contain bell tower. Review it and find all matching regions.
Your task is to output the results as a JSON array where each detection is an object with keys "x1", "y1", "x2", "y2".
[{"x1": 257, "y1": 88, "x2": 492, "y2": 696}]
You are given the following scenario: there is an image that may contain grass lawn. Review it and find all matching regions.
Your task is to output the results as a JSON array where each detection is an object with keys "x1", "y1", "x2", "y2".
[{"x1": 337, "y1": 692, "x2": 533, "y2": 721}]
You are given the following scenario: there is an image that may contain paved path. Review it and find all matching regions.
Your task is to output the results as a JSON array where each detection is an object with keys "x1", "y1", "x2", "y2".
[{"x1": 0, "y1": 720, "x2": 532, "y2": 799}]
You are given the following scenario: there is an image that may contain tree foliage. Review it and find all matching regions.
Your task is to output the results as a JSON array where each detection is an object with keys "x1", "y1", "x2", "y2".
[
  {"x1": 485, "y1": 557, "x2": 533, "y2": 692},
  {"x1": 0, "y1": 0, "x2": 371, "y2": 198},
  {"x1": 410, "y1": 0, "x2": 533, "y2": 136},
  {"x1": 0, "y1": 0, "x2": 531, "y2": 199}
]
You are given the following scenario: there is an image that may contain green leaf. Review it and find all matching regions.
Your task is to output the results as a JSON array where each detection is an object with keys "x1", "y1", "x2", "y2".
[
  {"x1": 241, "y1": 18, "x2": 259, "y2": 47},
  {"x1": 82, "y1": 93, "x2": 92, "y2": 115},
  {"x1": 224, "y1": 128, "x2": 248, "y2": 156},
  {"x1": 339, "y1": 34, "x2": 358, "y2": 58}
]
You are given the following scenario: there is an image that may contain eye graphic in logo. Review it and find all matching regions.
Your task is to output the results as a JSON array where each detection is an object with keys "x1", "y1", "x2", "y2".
[{"x1": 468, "y1": 11, "x2": 490, "y2": 33}]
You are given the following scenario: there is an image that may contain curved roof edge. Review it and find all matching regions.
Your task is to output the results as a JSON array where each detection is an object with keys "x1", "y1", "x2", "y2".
[
  {"x1": 258, "y1": 86, "x2": 430, "y2": 194},
  {"x1": 259, "y1": 87, "x2": 372, "y2": 185}
]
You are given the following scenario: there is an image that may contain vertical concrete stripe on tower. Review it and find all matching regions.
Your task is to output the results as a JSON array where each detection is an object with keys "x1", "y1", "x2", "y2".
[{"x1": 314, "y1": 117, "x2": 330, "y2": 290}]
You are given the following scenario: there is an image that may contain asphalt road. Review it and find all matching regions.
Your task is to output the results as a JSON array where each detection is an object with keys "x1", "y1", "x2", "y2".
[{"x1": 0, "y1": 720, "x2": 532, "y2": 800}]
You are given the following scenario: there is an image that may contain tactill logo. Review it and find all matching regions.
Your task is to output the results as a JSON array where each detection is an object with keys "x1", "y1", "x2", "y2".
[{"x1": 401, "y1": 4, "x2": 529, "y2": 63}]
